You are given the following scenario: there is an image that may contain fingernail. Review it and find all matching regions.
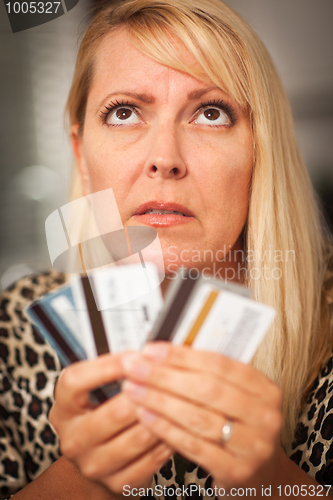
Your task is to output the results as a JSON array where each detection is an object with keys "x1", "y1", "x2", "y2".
[
  {"x1": 143, "y1": 342, "x2": 169, "y2": 360},
  {"x1": 137, "y1": 406, "x2": 157, "y2": 425},
  {"x1": 121, "y1": 354, "x2": 151, "y2": 378},
  {"x1": 122, "y1": 380, "x2": 147, "y2": 401}
]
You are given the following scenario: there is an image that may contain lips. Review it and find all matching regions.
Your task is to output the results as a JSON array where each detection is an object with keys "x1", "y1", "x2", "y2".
[
  {"x1": 132, "y1": 201, "x2": 195, "y2": 228},
  {"x1": 133, "y1": 201, "x2": 195, "y2": 218}
]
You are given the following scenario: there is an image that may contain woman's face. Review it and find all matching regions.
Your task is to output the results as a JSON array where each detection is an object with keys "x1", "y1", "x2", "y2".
[{"x1": 72, "y1": 29, "x2": 253, "y2": 280}]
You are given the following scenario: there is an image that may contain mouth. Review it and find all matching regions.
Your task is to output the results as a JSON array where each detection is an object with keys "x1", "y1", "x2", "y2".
[
  {"x1": 143, "y1": 208, "x2": 187, "y2": 216},
  {"x1": 132, "y1": 201, "x2": 195, "y2": 227}
]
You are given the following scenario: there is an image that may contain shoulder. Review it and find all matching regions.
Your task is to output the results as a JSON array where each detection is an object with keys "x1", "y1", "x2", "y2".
[
  {"x1": 1, "y1": 269, "x2": 66, "y2": 308},
  {"x1": 287, "y1": 242, "x2": 333, "y2": 485},
  {"x1": 0, "y1": 270, "x2": 65, "y2": 498},
  {"x1": 287, "y1": 354, "x2": 333, "y2": 484},
  {"x1": 0, "y1": 269, "x2": 65, "y2": 381}
]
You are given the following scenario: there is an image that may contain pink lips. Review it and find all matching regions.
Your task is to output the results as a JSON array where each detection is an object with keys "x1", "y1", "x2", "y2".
[{"x1": 133, "y1": 201, "x2": 195, "y2": 227}]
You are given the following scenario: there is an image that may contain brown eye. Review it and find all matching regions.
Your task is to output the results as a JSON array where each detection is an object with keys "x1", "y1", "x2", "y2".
[
  {"x1": 204, "y1": 108, "x2": 220, "y2": 121},
  {"x1": 116, "y1": 108, "x2": 132, "y2": 120},
  {"x1": 106, "y1": 105, "x2": 140, "y2": 126},
  {"x1": 195, "y1": 106, "x2": 229, "y2": 126}
]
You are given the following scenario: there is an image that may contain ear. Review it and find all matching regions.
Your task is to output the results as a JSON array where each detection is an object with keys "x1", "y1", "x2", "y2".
[{"x1": 71, "y1": 123, "x2": 91, "y2": 197}]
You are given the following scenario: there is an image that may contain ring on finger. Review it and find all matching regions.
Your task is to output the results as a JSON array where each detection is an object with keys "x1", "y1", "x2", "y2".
[{"x1": 220, "y1": 420, "x2": 233, "y2": 445}]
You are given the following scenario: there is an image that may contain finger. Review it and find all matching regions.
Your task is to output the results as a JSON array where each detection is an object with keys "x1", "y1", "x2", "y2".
[
  {"x1": 102, "y1": 443, "x2": 173, "y2": 494},
  {"x1": 121, "y1": 358, "x2": 281, "y2": 425},
  {"x1": 142, "y1": 343, "x2": 278, "y2": 400},
  {"x1": 123, "y1": 382, "x2": 275, "y2": 457},
  {"x1": 123, "y1": 380, "x2": 234, "y2": 440},
  {"x1": 77, "y1": 423, "x2": 163, "y2": 479},
  {"x1": 55, "y1": 392, "x2": 138, "y2": 452},
  {"x1": 136, "y1": 406, "x2": 238, "y2": 478},
  {"x1": 135, "y1": 407, "x2": 274, "y2": 488},
  {"x1": 54, "y1": 351, "x2": 133, "y2": 410}
]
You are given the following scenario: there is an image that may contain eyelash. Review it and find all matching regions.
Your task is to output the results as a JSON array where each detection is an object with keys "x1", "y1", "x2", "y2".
[
  {"x1": 99, "y1": 98, "x2": 237, "y2": 127},
  {"x1": 99, "y1": 99, "x2": 139, "y2": 126},
  {"x1": 196, "y1": 99, "x2": 237, "y2": 127}
]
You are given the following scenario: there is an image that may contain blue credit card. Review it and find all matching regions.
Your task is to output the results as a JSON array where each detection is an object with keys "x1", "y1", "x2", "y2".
[
  {"x1": 27, "y1": 284, "x2": 87, "y2": 366},
  {"x1": 26, "y1": 283, "x2": 120, "y2": 403}
]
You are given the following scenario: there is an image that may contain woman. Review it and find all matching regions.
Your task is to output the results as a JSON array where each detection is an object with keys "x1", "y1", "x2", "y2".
[
  {"x1": 1, "y1": 0, "x2": 333, "y2": 497},
  {"x1": 50, "y1": 0, "x2": 333, "y2": 493}
]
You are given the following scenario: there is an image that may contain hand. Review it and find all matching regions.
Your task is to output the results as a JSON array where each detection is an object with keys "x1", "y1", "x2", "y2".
[
  {"x1": 121, "y1": 342, "x2": 283, "y2": 492},
  {"x1": 49, "y1": 352, "x2": 173, "y2": 495}
]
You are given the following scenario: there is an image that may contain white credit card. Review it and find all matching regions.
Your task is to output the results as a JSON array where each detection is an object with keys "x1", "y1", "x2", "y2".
[
  {"x1": 71, "y1": 263, "x2": 163, "y2": 359},
  {"x1": 149, "y1": 270, "x2": 276, "y2": 363},
  {"x1": 50, "y1": 294, "x2": 82, "y2": 345}
]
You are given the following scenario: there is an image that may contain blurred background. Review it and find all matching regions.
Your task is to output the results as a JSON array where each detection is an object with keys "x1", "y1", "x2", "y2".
[{"x1": 0, "y1": 0, "x2": 332, "y2": 290}]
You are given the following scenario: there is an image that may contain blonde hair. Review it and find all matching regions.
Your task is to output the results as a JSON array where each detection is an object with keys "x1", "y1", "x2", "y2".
[{"x1": 66, "y1": 0, "x2": 332, "y2": 449}]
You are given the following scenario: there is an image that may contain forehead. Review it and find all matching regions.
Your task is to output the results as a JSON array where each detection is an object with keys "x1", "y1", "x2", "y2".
[{"x1": 89, "y1": 28, "x2": 214, "y2": 101}]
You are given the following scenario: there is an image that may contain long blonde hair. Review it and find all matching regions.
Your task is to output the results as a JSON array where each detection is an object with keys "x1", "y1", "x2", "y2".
[{"x1": 66, "y1": 0, "x2": 332, "y2": 449}]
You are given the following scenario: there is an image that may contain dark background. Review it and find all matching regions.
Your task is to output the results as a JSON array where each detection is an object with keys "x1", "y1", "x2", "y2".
[{"x1": 0, "y1": 0, "x2": 332, "y2": 289}]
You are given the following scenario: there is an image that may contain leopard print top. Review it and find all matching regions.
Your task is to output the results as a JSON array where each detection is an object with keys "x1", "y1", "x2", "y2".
[
  {"x1": 0, "y1": 263, "x2": 333, "y2": 499},
  {"x1": 0, "y1": 271, "x2": 64, "y2": 499}
]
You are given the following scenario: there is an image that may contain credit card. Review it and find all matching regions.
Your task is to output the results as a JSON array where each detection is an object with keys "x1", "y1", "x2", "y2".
[
  {"x1": 26, "y1": 284, "x2": 86, "y2": 367},
  {"x1": 26, "y1": 284, "x2": 121, "y2": 403},
  {"x1": 71, "y1": 262, "x2": 163, "y2": 359},
  {"x1": 149, "y1": 269, "x2": 276, "y2": 363}
]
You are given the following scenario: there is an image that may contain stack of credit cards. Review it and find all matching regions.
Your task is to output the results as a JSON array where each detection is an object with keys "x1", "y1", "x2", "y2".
[
  {"x1": 149, "y1": 269, "x2": 276, "y2": 364},
  {"x1": 27, "y1": 263, "x2": 163, "y2": 402},
  {"x1": 26, "y1": 264, "x2": 276, "y2": 400}
]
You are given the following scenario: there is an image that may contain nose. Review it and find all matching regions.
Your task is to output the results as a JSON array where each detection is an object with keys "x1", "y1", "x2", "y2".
[{"x1": 144, "y1": 123, "x2": 187, "y2": 179}]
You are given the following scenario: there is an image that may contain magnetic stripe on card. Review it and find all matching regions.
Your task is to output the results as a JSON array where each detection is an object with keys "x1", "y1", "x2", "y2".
[
  {"x1": 30, "y1": 303, "x2": 80, "y2": 364},
  {"x1": 81, "y1": 276, "x2": 109, "y2": 355},
  {"x1": 153, "y1": 274, "x2": 198, "y2": 341}
]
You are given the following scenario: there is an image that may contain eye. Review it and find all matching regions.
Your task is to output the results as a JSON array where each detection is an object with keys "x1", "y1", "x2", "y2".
[
  {"x1": 100, "y1": 101, "x2": 141, "y2": 126},
  {"x1": 192, "y1": 99, "x2": 236, "y2": 128},
  {"x1": 194, "y1": 106, "x2": 230, "y2": 126},
  {"x1": 107, "y1": 106, "x2": 140, "y2": 125}
]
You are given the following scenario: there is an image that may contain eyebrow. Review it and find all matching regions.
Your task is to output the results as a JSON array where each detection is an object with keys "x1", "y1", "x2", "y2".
[
  {"x1": 98, "y1": 92, "x2": 154, "y2": 109},
  {"x1": 98, "y1": 86, "x2": 221, "y2": 109},
  {"x1": 187, "y1": 86, "x2": 221, "y2": 100}
]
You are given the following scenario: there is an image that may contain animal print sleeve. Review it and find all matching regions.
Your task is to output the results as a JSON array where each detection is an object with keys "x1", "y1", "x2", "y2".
[
  {"x1": 0, "y1": 271, "x2": 64, "y2": 499},
  {"x1": 286, "y1": 354, "x2": 333, "y2": 487},
  {"x1": 286, "y1": 246, "x2": 333, "y2": 487}
]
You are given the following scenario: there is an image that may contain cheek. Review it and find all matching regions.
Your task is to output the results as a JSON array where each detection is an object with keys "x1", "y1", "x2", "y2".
[
  {"x1": 196, "y1": 142, "x2": 253, "y2": 217},
  {"x1": 82, "y1": 134, "x2": 140, "y2": 195}
]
